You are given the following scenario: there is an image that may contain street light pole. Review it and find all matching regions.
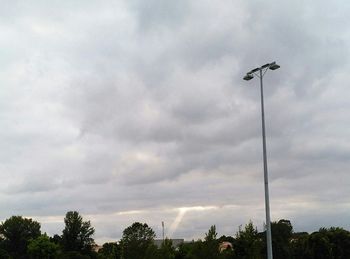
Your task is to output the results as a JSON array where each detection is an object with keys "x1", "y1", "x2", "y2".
[
  {"x1": 243, "y1": 62, "x2": 280, "y2": 259},
  {"x1": 259, "y1": 67, "x2": 273, "y2": 259}
]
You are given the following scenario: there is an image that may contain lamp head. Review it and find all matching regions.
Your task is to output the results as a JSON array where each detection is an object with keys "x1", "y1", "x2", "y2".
[
  {"x1": 243, "y1": 73, "x2": 254, "y2": 81},
  {"x1": 269, "y1": 62, "x2": 280, "y2": 70}
]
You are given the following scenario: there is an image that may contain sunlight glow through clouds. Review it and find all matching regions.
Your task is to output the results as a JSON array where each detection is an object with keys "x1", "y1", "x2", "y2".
[{"x1": 168, "y1": 206, "x2": 218, "y2": 237}]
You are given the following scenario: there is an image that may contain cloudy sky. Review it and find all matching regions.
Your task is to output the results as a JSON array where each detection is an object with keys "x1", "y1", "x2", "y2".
[{"x1": 1, "y1": 0, "x2": 350, "y2": 243}]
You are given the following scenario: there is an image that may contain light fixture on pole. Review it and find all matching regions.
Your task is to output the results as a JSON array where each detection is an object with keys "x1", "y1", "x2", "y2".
[{"x1": 243, "y1": 61, "x2": 280, "y2": 259}]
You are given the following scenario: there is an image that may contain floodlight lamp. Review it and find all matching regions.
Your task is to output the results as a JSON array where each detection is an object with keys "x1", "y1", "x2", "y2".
[
  {"x1": 269, "y1": 62, "x2": 280, "y2": 70},
  {"x1": 243, "y1": 73, "x2": 254, "y2": 81}
]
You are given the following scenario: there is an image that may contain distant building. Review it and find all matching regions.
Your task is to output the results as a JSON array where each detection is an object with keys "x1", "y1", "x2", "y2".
[{"x1": 154, "y1": 239, "x2": 184, "y2": 248}]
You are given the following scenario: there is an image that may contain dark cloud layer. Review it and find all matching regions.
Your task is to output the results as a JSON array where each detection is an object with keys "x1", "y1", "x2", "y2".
[{"x1": 0, "y1": 0, "x2": 349, "y2": 243}]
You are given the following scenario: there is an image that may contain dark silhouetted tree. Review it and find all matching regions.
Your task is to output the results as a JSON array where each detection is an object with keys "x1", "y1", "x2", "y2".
[
  {"x1": 175, "y1": 242, "x2": 193, "y2": 259},
  {"x1": 120, "y1": 222, "x2": 155, "y2": 259},
  {"x1": 61, "y1": 211, "x2": 95, "y2": 254},
  {"x1": 319, "y1": 227, "x2": 350, "y2": 259},
  {"x1": 307, "y1": 231, "x2": 332, "y2": 259},
  {"x1": 234, "y1": 221, "x2": 263, "y2": 259},
  {"x1": 203, "y1": 225, "x2": 220, "y2": 259},
  {"x1": 0, "y1": 215, "x2": 41, "y2": 258},
  {"x1": 27, "y1": 234, "x2": 59, "y2": 258},
  {"x1": 158, "y1": 238, "x2": 176, "y2": 259},
  {"x1": 271, "y1": 219, "x2": 293, "y2": 259},
  {"x1": 98, "y1": 242, "x2": 120, "y2": 259},
  {"x1": 290, "y1": 232, "x2": 309, "y2": 259}
]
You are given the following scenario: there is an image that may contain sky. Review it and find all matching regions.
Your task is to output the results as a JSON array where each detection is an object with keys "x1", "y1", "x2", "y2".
[{"x1": 0, "y1": 0, "x2": 350, "y2": 244}]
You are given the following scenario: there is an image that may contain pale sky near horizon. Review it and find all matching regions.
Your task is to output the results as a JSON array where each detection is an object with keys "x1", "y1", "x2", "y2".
[{"x1": 1, "y1": 0, "x2": 350, "y2": 244}]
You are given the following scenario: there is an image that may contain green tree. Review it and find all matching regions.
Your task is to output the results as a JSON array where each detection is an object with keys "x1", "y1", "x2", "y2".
[
  {"x1": 158, "y1": 238, "x2": 176, "y2": 259},
  {"x1": 175, "y1": 242, "x2": 194, "y2": 259},
  {"x1": 186, "y1": 240, "x2": 206, "y2": 259},
  {"x1": 120, "y1": 222, "x2": 156, "y2": 259},
  {"x1": 51, "y1": 234, "x2": 62, "y2": 245},
  {"x1": 0, "y1": 248, "x2": 10, "y2": 259},
  {"x1": 144, "y1": 243, "x2": 160, "y2": 259},
  {"x1": 98, "y1": 242, "x2": 120, "y2": 259},
  {"x1": 234, "y1": 221, "x2": 263, "y2": 259},
  {"x1": 307, "y1": 231, "x2": 332, "y2": 259},
  {"x1": 205, "y1": 225, "x2": 218, "y2": 242},
  {"x1": 61, "y1": 211, "x2": 95, "y2": 254},
  {"x1": 271, "y1": 219, "x2": 293, "y2": 259},
  {"x1": 0, "y1": 215, "x2": 41, "y2": 258},
  {"x1": 27, "y1": 234, "x2": 59, "y2": 258},
  {"x1": 290, "y1": 232, "x2": 309, "y2": 259},
  {"x1": 320, "y1": 227, "x2": 350, "y2": 259},
  {"x1": 203, "y1": 225, "x2": 219, "y2": 259},
  {"x1": 58, "y1": 251, "x2": 91, "y2": 259}
]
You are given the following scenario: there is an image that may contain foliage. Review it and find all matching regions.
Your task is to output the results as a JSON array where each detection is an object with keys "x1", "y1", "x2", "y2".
[
  {"x1": 271, "y1": 219, "x2": 293, "y2": 259},
  {"x1": 205, "y1": 225, "x2": 218, "y2": 242},
  {"x1": 142, "y1": 238, "x2": 176, "y2": 259},
  {"x1": 176, "y1": 225, "x2": 220, "y2": 259},
  {"x1": 161, "y1": 238, "x2": 176, "y2": 257},
  {"x1": 289, "y1": 227, "x2": 350, "y2": 259},
  {"x1": 0, "y1": 248, "x2": 10, "y2": 259},
  {"x1": 185, "y1": 240, "x2": 206, "y2": 259},
  {"x1": 307, "y1": 231, "x2": 332, "y2": 259},
  {"x1": 0, "y1": 215, "x2": 41, "y2": 258},
  {"x1": 203, "y1": 225, "x2": 220, "y2": 259},
  {"x1": 234, "y1": 221, "x2": 263, "y2": 259},
  {"x1": 320, "y1": 227, "x2": 350, "y2": 258},
  {"x1": 27, "y1": 234, "x2": 59, "y2": 258},
  {"x1": 58, "y1": 251, "x2": 91, "y2": 259},
  {"x1": 61, "y1": 211, "x2": 95, "y2": 254},
  {"x1": 175, "y1": 242, "x2": 193, "y2": 259},
  {"x1": 98, "y1": 242, "x2": 120, "y2": 259},
  {"x1": 0, "y1": 215, "x2": 349, "y2": 259},
  {"x1": 144, "y1": 243, "x2": 159, "y2": 259},
  {"x1": 290, "y1": 232, "x2": 309, "y2": 259},
  {"x1": 158, "y1": 238, "x2": 176, "y2": 259},
  {"x1": 120, "y1": 222, "x2": 155, "y2": 259},
  {"x1": 51, "y1": 234, "x2": 62, "y2": 245}
]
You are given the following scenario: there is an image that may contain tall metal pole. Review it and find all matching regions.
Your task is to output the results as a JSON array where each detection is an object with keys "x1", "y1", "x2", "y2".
[
  {"x1": 244, "y1": 62, "x2": 279, "y2": 259},
  {"x1": 259, "y1": 69, "x2": 273, "y2": 259}
]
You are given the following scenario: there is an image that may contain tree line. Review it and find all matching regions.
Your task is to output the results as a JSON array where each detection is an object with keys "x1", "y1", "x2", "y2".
[{"x1": 0, "y1": 211, "x2": 349, "y2": 259}]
